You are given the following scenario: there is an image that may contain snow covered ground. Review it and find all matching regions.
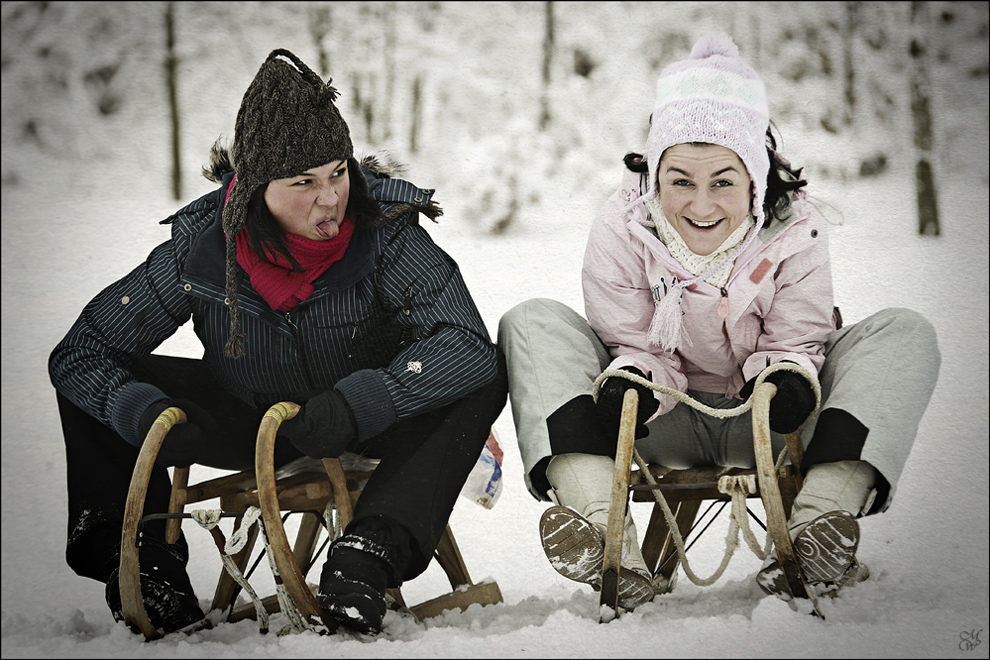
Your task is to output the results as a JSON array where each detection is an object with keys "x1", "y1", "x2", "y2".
[{"x1": 2, "y1": 2, "x2": 987, "y2": 657}]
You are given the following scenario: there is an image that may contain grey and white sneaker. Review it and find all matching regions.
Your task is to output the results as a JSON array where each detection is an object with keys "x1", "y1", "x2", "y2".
[
  {"x1": 757, "y1": 510, "x2": 867, "y2": 600},
  {"x1": 792, "y1": 510, "x2": 860, "y2": 583},
  {"x1": 540, "y1": 506, "x2": 654, "y2": 610}
]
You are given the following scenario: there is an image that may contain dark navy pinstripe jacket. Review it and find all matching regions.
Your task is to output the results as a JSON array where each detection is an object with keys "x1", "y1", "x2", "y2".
[{"x1": 49, "y1": 167, "x2": 498, "y2": 445}]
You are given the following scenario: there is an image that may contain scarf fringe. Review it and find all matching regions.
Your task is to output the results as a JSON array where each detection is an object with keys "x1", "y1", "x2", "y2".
[
  {"x1": 649, "y1": 284, "x2": 692, "y2": 352},
  {"x1": 647, "y1": 221, "x2": 762, "y2": 352}
]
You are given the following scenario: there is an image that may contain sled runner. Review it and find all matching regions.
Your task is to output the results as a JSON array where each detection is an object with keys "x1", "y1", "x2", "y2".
[
  {"x1": 599, "y1": 381, "x2": 823, "y2": 621},
  {"x1": 119, "y1": 401, "x2": 503, "y2": 640}
]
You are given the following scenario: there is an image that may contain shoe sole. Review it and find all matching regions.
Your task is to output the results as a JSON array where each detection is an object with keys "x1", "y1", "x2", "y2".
[
  {"x1": 756, "y1": 557, "x2": 791, "y2": 598},
  {"x1": 539, "y1": 506, "x2": 654, "y2": 610},
  {"x1": 793, "y1": 511, "x2": 859, "y2": 583},
  {"x1": 758, "y1": 511, "x2": 864, "y2": 600},
  {"x1": 540, "y1": 506, "x2": 606, "y2": 584}
]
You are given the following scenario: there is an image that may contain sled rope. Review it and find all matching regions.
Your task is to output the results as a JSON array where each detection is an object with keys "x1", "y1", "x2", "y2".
[
  {"x1": 591, "y1": 361, "x2": 821, "y2": 418},
  {"x1": 191, "y1": 506, "x2": 309, "y2": 635},
  {"x1": 190, "y1": 508, "x2": 271, "y2": 632},
  {"x1": 631, "y1": 448, "x2": 778, "y2": 587},
  {"x1": 591, "y1": 362, "x2": 819, "y2": 587}
]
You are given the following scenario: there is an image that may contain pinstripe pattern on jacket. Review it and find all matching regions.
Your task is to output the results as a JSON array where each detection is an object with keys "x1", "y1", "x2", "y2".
[{"x1": 49, "y1": 167, "x2": 497, "y2": 445}]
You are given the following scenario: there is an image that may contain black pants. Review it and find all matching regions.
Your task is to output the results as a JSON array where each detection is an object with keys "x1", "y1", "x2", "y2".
[{"x1": 59, "y1": 349, "x2": 508, "y2": 585}]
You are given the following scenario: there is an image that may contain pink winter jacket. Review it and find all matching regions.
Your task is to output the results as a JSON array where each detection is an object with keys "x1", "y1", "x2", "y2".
[{"x1": 582, "y1": 169, "x2": 834, "y2": 417}]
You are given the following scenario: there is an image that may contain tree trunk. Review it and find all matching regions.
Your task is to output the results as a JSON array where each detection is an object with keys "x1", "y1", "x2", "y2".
[
  {"x1": 909, "y1": 1, "x2": 940, "y2": 236},
  {"x1": 539, "y1": 1, "x2": 554, "y2": 131},
  {"x1": 308, "y1": 5, "x2": 332, "y2": 77},
  {"x1": 842, "y1": 1, "x2": 858, "y2": 126},
  {"x1": 410, "y1": 74, "x2": 423, "y2": 154},
  {"x1": 165, "y1": 2, "x2": 182, "y2": 201}
]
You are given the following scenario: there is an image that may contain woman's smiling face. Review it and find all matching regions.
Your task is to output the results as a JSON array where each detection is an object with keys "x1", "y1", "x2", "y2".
[{"x1": 657, "y1": 143, "x2": 753, "y2": 256}]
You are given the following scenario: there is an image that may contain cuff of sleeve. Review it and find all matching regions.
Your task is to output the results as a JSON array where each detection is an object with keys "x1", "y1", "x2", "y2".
[
  {"x1": 333, "y1": 369, "x2": 397, "y2": 442},
  {"x1": 742, "y1": 353, "x2": 819, "y2": 385},
  {"x1": 110, "y1": 381, "x2": 169, "y2": 446}
]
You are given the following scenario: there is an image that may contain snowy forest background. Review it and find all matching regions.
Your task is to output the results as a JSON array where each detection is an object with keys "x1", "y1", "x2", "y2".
[{"x1": 2, "y1": 1, "x2": 988, "y2": 658}]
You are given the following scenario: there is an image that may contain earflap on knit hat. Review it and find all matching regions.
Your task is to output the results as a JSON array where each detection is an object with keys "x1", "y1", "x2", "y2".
[
  {"x1": 221, "y1": 48, "x2": 355, "y2": 358},
  {"x1": 638, "y1": 34, "x2": 771, "y2": 230}
]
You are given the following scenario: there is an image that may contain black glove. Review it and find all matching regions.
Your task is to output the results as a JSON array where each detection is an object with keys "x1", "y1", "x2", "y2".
[
  {"x1": 740, "y1": 365, "x2": 816, "y2": 434},
  {"x1": 137, "y1": 398, "x2": 215, "y2": 468},
  {"x1": 595, "y1": 367, "x2": 660, "y2": 439},
  {"x1": 276, "y1": 389, "x2": 357, "y2": 459}
]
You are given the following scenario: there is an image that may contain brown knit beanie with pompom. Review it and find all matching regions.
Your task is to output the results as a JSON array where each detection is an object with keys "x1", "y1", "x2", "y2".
[{"x1": 222, "y1": 48, "x2": 354, "y2": 358}]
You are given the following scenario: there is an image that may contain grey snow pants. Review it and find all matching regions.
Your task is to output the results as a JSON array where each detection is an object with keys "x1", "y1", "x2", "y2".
[{"x1": 497, "y1": 298, "x2": 940, "y2": 515}]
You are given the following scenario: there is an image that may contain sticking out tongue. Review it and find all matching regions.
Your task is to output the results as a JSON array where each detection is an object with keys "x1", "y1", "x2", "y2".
[{"x1": 316, "y1": 219, "x2": 339, "y2": 239}]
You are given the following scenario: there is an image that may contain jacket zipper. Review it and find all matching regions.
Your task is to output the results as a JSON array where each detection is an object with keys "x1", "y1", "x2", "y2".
[
  {"x1": 717, "y1": 287, "x2": 729, "y2": 320},
  {"x1": 404, "y1": 285, "x2": 414, "y2": 316},
  {"x1": 284, "y1": 310, "x2": 315, "y2": 388}
]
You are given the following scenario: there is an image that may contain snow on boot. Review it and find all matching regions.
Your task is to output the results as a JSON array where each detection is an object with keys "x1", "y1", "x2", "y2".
[
  {"x1": 542, "y1": 453, "x2": 654, "y2": 610},
  {"x1": 540, "y1": 505, "x2": 604, "y2": 585},
  {"x1": 758, "y1": 553, "x2": 870, "y2": 600},
  {"x1": 317, "y1": 516, "x2": 411, "y2": 635},
  {"x1": 793, "y1": 510, "x2": 860, "y2": 583},
  {"x1": 812, "y1": 559, "x2": 871, "y2": 599},
  {"x1": 756, "y1": 511, "x2": 863, "y2": 599},
  {"x1": 758, "y1": 460, "x2": 875, "y2": 598},
  {"x1": 104, "y1": 538, "x2": 205, "y2": 634},
  {"x1": 317, "y1": 535, "x2": 390, "y2": 635},
  {"x1": 540, "y1": 506, "x2": 655, "y2": 610}
]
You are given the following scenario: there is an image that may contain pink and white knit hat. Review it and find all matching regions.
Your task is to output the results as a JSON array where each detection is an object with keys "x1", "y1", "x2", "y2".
[
  {"x1": 637, "y1": 34, "x2": 770, "y2": 225},
  {"x1": 626, "y1": 35, "x2": 771, "y2": 352}
]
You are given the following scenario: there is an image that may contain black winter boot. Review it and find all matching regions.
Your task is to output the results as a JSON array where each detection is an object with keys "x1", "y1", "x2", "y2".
[
  {"x1": 104, "y1": 537, "x2": 205, "y2": 634},
  {"x1": 317, "y1": 516, "x2": 413, "y2": 634}
]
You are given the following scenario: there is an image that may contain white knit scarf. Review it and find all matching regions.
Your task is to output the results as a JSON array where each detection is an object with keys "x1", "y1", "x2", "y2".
[
  {"x1": 646, "y1": 195, "x2": 754, "y2": 288},
  {"x1": 644, "y1": 196, "x2": 758, "y2": 351}
]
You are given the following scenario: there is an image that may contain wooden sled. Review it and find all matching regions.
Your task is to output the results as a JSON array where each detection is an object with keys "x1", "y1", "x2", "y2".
[
  {"x1": 599, "y1": 382, "x2": 822, "y2": 620},
  {"x1": 119, "y1": 401, "x2": 502, "y2": 641}
]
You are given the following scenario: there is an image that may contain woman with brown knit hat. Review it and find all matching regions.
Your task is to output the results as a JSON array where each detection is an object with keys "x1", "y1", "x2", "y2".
[{"x1": 49, "y1": 49, "x2": 507, "y2": 636}]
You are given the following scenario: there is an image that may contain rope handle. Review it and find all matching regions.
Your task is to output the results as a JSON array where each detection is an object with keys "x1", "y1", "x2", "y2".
[
  {"x1": 191, "y1": 508, "x2": 273, "y2": 633},
  {"x1": 191, "y1": 505, "x2": 312, "y2": 636},
  {"x1": 592, "y1": 360, "x2": 822, "y2": 423}
]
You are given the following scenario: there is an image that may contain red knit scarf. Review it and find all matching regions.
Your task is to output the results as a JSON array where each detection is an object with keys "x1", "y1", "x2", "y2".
[{"x1": 235, "y1": 217, "x2": 354, "y2": 312}]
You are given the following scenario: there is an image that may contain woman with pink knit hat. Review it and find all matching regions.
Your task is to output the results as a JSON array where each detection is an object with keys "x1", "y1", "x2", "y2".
[{"x1": 498, "y1": 35, "x2": 940, "y2": 611}]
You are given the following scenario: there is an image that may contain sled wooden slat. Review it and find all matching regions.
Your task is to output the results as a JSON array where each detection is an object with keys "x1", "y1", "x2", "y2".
[
  {"x1": 640, "y1": 498, "x2": 701, "y2": 593},
  {"x1": 408, "y1": 580, "x2": 504, "y2": 620},
  {"x1": 599, "y1": 388, "x2": 639, "y2": 619},
  {"x1": 752, "y1": 382, "x2": 823, "y2": 618},
  {"x1": 435, "y1": 524, "x2": 472, "y2": 589},
  {"x1": 120, "y1": 407, "x2": 187, "y2": 641},
  {"x1": 255, "y1": 401, "x2": 336, "y2": 631}
]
